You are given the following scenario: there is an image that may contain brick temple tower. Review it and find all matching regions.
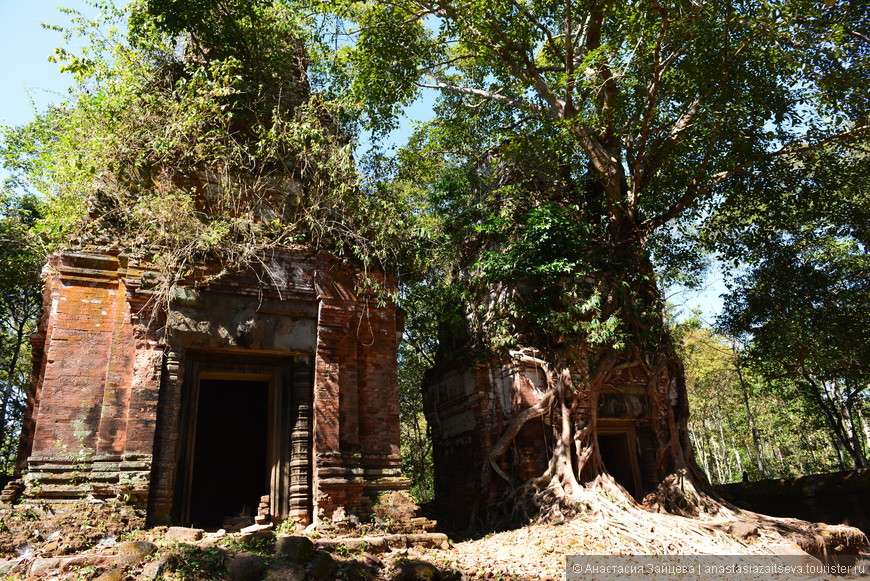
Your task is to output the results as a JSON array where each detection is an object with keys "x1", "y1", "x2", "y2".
[{"x1": 16, "y1": 247, "x2": 409, "y2": 527}]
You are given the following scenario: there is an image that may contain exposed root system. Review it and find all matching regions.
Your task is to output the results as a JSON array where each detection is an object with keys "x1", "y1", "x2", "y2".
[{"x1": 418, "y1": 484, "x2": 869, "y2": 580}]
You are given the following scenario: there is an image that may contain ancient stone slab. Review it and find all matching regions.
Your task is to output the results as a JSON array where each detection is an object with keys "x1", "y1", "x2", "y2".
[
  {"x1": 115, "y1": 540, "x2": 157, "y2": 565},
  {"x1": 391, "y1": 559, "x2": 443, "y2": 581},
  {"x1": 274, "y1": 535, "x2": 315, "y2": 564},
  {"x1": 164, "y1": 527, "x2": 204, "y2": 543},
  {"x1": 306, "y1": 551, "x2": 336, "y2": 581},
  {"x1": 226, "y1": 554, "x2": 268, "y2": 581},
  {"x1": 265, "y1": 562, "x2": 307, "y2": 581},
  {"x1": 140, "y1": 553, "x2": 178, "y2": 581}
]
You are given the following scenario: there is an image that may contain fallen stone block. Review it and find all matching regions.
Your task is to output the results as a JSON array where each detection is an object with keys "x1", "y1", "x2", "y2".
[
  {"x1": 274, "y1": 535, "x2": 314, "y2": 564},
  {"x1": 164, "y1": 526, "x2": 204, "y2": 543},
  {"x1": 265, "y1": 561, "x2": 307, "y2": 581},
  {"x1": 226, "y1": 554, "x2": 267, "y2": 581},
  {"x1": 116, "y1": 540, "x2": 157, "y2": 565}
]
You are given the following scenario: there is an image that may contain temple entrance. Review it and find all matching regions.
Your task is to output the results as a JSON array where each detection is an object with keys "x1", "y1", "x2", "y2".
[
  {"x1": 172, "y1": 353, "x2": 314, "y2": 527},
  {"x1": 597, "y1": 423, "x2": 643, "y2": 500},
  {"x1": 189, "y1": 379, "x2": 269, "y2": 528}
]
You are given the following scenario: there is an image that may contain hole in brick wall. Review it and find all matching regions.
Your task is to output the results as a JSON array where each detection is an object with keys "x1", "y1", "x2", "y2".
[
  {"x1": 598, "y1": 432, "x2": 641, "y2": 500},
  {"x1": 189, "y1": 379, "x2": 269, "y2": 529}
]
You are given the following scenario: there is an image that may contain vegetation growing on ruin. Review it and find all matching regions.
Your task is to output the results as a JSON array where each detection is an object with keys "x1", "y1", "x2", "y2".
[
  {"x1": 1, "y1": 0, "x2": 421, "y2": 291},
  {"x1": 322, "y1": 0, "x2": 870, "y2": 520},
  {"x1": 1, "y1": 0, "x2": 868, "y2": 528}
]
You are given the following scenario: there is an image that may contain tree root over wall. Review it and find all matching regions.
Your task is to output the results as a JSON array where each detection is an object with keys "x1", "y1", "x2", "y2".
[{"x1": 476, "y1": 347, "x2": 868, "y2": 560}]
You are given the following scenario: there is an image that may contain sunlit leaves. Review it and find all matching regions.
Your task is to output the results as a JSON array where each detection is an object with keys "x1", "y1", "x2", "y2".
[
  {"x1": 1, "y1": 1, "x2": 393, "y2": 277},
  {"x1": 676, "y1": 320, "x2": 844, "y2": 482}
]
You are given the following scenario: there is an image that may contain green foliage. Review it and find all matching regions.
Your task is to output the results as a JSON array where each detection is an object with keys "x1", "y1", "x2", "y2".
[
  {"x1": 0, "y1": 1, "x2": 419, "y2": 293},
  {"x1": 396, "y1": 281, "x2": 444, "y2": 503},
  {"x1": 314, "y1": 0, "x2": 870, "y2": 368},
  {"x1": 398, "y1": 347, "x2": 434, "y2": 504},
  {"x1": 332, "y1": 0, "x2": 436, "y2": 133},
  {"x1": 722, "y1": 236, "x2": 869, "y2": 381},
  {"x1": 324, "y1": 0, "x2": 870, "y2": 495},
  {"x1": 0, "y1": 190, "x2": 43, "y2": 475},
  {"x1": 714, "y1": 145, "x2": 870, "y2": 468},
  {"x1": 3, "y1": 0, "x2": 869, "y2": 496},
  {"x1": 676, "y1": 318, "x2": 843, "y2": 483}
]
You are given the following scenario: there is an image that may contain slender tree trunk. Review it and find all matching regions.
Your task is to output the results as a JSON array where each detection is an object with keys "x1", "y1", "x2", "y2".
[
  {"x1": 803, "y1": 434, "x2": 818, "y2": 467},
  {"x1": 805, "y1": 374, "x2": 860, "y2": 469},
  {"x1": 775, "y1": 445, "x2": 785, "y2": 473},
  {"x1": 716, "y1": 418, "x2": 731, "y2": 482},
  {"x1": 858, "y1": 404, "x2": 870, "y2": 463},
  {"x1": 0, "y1": 316, "x2": 29, "y2": 454},
  {"x1": 733, "y1": 356, "x2": 765, "y2": 475},
  {"x1": 732, "y1": 438, "x2": 743, "y2": 479},
  {"x1": 844, "y1": 394, "x2": 867, "y2": 468},
  {"x1": 689, "y1": 428, "x2": 709, "y2": 477},
  {"x1": 704, "y1": 424, "x2": 717, "y2": 482},
  {"x1": 830, "y1": 434, "x2": 849, "y2": 470}
]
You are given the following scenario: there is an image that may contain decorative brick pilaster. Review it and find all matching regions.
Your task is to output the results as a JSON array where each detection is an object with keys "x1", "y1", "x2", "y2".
[
  {"x1": 289, "y1": 355, "x2": 313, "y2": 524},
  {"x1": 146, "y1": 350, "x2": 182, "y2": 525}
]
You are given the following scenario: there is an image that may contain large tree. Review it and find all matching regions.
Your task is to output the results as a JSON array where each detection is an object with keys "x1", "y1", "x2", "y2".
[
  {"x1": 304, "y1": 0, "x2": 870, "y2": 516},
  {"x1": 0, "y1": 191, "x2": 42, "y2": 475},
  {"x1": 715, "y1": 144, "x2": 870, "y2": 469}
]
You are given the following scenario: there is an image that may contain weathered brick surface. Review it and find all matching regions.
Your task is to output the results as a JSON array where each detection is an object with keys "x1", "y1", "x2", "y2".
[
  {"x1": 20, "y1": 248, "x2": 409, "y2": 525},
  {"x1": 424, "y1": 353, "x2": 663, "y2": 526},
  {"x1": 312, "y1": 298, "x2": 409, "y2": 521}
]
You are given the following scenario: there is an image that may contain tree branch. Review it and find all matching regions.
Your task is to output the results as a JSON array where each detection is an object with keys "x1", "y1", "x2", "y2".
[
  {"x1": 642, "y1": 123, "x2": 870, "y2": 232},
  {"x1": 564, "y1": 0, "x2": 575, "y2": 115},
  {"x1": 417, "y1": 81, "x2": 549, "y2": 115},
  {"x1": 637, "y1": 95, "x2": 703, "y2": 192},
  {"x1": 630, "y1": 12, "x2": 672, "y2": 213},
  {"x1": 481, "y1": 7, "x2": 563, "y2": 111},
  {"x1": 506, "y1": 0, "x2": 562, "y2": 61}
]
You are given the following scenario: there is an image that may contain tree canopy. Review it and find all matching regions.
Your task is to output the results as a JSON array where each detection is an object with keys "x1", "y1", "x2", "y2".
[
  {"x1": 1, "y1": 0, "x2": 420, "y2": 293},
  {"x1": 308, "y1": 0, "x2": 870, "y2": 353},
  {"x1": 715, "y1": 146, "x2": 870, "y2": 468}
]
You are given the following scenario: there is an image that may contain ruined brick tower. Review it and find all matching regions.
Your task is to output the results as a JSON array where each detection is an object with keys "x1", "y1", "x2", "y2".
[
  {"x1": 17, "y1": 247, "x2": 409, "y2": 527},
  {"x1": 423, "y1": 352, "x2": 661, "y2": 527}
]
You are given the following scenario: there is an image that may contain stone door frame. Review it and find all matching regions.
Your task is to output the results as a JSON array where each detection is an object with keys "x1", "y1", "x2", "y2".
[
  {"x1": 596, "y1": 419, "x2": 644, "y2": 499},
  {"x1": 172, "y1": 351, "x2": 313, "y2": 525}
]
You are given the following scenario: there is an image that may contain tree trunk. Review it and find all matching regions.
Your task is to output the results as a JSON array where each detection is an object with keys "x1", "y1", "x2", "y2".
[
  {"x1": 858, "y1": 404, "x2": 870, "y2": 463},
  {"x1": 844, "y1": 393, "x2": 867, "y2": 468},
  {"x1": 805, "y1": 375, "x2": 859, "y2": 469},
  {"x1": 0, "y1": 316, "x2": 29, "y2": 455},
  {"x1": 716, "y1": 417, "x2": 731, "y2": 482},
  {"x1": 734, "y1": 356, "x2": 766, "y2": 475},
  {"x1": 479, "y1": 239, "x2": 713, "y2": 519}
]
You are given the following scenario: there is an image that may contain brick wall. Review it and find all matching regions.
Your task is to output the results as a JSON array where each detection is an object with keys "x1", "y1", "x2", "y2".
[
  {"x1": 19, "y1": 248, "x2": 408, "y2": 525},
  {"x1": 424, "y1": 356, "x2": 659, "y2": 526}
]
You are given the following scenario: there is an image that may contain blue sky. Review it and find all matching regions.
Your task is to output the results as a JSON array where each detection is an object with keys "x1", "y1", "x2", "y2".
[
  {"x1": 0, "y1": 1, "x2": 727, "y2": 319},
  {"x1": 0, "y1": 1, "x2": 95, "y2": 128}
]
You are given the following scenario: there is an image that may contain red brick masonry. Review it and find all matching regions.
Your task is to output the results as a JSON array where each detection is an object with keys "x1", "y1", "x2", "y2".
[{"x1": 19, "y1": 248, "x2": 409, "y2": 526}]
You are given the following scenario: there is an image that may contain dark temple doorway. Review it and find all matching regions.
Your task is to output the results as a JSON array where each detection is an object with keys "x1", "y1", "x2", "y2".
[
  {"x1": 189, "y1": 379, "x2": 269, "y2": 529},
  {"x1": 598, "y1": 431, "x2": 642, "y2": 500}
]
